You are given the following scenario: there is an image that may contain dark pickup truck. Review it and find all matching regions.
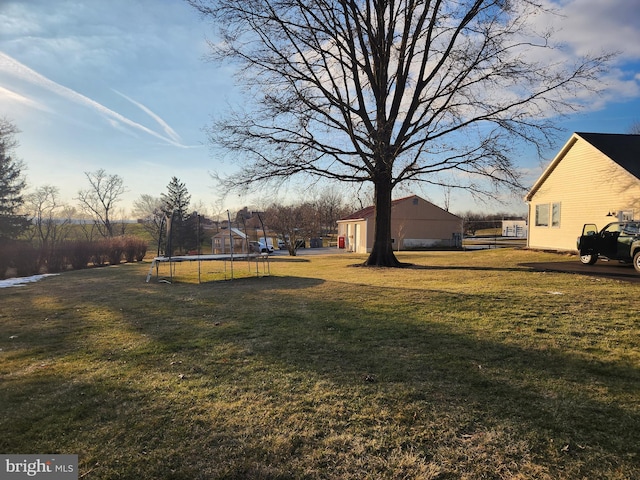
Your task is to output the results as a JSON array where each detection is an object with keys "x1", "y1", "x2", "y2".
[{"x1": 577, "y1": 222, "x2": 640, "y2": 273}]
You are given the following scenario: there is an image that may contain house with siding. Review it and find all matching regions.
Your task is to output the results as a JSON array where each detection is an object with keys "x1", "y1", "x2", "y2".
[
  {"x1": 337, "y1": 195, "x2": 462, "y2": 253},
  {"x1": 525, "y1": 132, "x2": 640, "y2": 252}
]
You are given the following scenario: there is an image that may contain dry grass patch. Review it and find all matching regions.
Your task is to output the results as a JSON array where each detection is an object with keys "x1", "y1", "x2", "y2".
[{"x1": 1, "y1": 250, "x2": 639, "y2": 479}]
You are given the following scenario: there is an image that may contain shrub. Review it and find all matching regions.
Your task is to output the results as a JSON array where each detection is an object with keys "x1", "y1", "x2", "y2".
[
  {"x1": 37, "y1": 243, "x2": 68, "y2": 274},
  {"x1": 69, "y1": 241, "x2": 93, "y2": 270},
  {"x1": 107, "y1": 237, "x2": 124, "y2": 266},
  {"x1": 3, "y1": 241, "x2": 40, "y2": 277},
  {"x1": 122, "y1": 236, "x2": 148, "y2": 263},
  {"x1": 0, "y1": 236, "x2": 150, "y2": 279},
  {"x1": 0, "y1": 239, "x2": 11, "y2": 279},
  {"x1": 136, "y1": 241, "x2": 148, "y2": 262},
  {"x1": 91, "y1": 240, "x2": 110, "y2": 267},
  {"x1": 44, "y1": 247, "x2": 67, "y2": 273}
]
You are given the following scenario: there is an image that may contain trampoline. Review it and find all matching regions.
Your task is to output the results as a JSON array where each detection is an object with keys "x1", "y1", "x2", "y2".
[{"x1": 146, "y1": 253, "x2": 271, "y2": 283}]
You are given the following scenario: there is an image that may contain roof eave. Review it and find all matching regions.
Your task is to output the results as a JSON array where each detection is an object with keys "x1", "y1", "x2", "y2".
[{"x1": 524, "y1": 133, "x2": 580, "y2": 202}]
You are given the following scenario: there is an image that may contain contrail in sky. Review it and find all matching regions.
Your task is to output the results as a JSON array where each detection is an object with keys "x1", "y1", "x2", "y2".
[
  {"x1": 0, "y1": 50, "x2": 187, "y2": 147},
  {"x1": 112, "y1": 89, "x2": 183, "y2": 144}
]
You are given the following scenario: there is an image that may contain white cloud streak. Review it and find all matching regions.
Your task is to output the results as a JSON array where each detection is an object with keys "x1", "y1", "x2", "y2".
[
  {"x1": 0, "y1": 50, "x2": 188, "y2": 147},
  {"x1": 112, "y1": 89, "x2": 183, "y2": 144},
  {"x1": 0, "y1": 84, "x2": 50, "y2": 112}
]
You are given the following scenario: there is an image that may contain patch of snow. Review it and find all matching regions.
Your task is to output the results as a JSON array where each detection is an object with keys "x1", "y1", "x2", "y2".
[{"x1": 0, "y1": 274, "x2": 60, "y2": 289}]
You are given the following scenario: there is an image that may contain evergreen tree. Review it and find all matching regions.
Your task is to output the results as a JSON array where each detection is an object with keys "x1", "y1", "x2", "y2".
[
  {"x1": 161, "y1": 176, "x2": 191, "y2": 219},
  {"x1": 160, "y1": 177, "x2": 193, "y2": 254},
  {"x1": 0, "y1": 118, "x2": 30, "y2": 240}
]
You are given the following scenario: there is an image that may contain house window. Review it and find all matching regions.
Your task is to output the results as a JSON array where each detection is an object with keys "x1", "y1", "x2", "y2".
[
  {"x1": 620, "y1": 210, "x2": 635, "y2": 221},
  {"x1": 535, "y1": 204, "x2": 549, "y2": 227},
  {"x1": 551, "y1": 202, "x2": 561, "y2": 227}
]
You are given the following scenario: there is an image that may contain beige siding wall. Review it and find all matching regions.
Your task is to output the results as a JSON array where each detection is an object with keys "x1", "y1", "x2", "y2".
[
  {"x1": 391, "y1": 197, "x2": 462, "y2": 249},
  {"x1": 338, "y1": 196, "x2": 462, "y2": 253},
  {"x1": 337, "y1": 219, "x2": 368, "y2": 253},
  {"x1": 337, "y1": 222, "x2": 345, "y2": 248},
  {"x1": 528, "y1": 138, "x2": 640, "y2": 251},
  {"x1": 394, "y1": 218, "x2": 462, "y2": 248},
  {"x1": 365, "y1": 216, "x2": 375, "y2": 253}
]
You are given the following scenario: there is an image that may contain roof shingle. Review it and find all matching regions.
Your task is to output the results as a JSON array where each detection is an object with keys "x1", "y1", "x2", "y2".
[{"x1": 576, "y1": 132, "x2": 640, "y2": 179}]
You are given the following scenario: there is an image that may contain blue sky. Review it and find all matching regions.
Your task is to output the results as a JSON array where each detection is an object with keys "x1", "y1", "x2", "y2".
[{"x1": 1, "y1": 0, "x2": 639, "y2": 217}]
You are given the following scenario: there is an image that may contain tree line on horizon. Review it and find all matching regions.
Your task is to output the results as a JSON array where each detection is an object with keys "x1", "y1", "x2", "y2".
[
  {"x1": 2, "y1": 117, "x2": 531, "y2": 257},
  {"x1": 0, "y1": 117, "x2": 359, "y2": 276}
]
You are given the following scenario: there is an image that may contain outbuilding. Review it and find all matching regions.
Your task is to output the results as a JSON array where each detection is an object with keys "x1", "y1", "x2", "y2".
[
  {"x1": 502, "y1": 220, "x2": 527, "y2": 238},
  {"x1": 211, "y1": 228, "x2": 249, "y2": 254},
  {"x1": 525, "y1": 132, "x2": 640, "y2": 252},
  {"x1": 337, "y1": 194, "x2": 462, "y2": 253}
]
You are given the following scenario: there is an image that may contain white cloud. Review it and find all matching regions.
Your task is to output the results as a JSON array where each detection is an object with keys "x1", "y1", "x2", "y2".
[
  {"x1": 532, "y1": 0, "x2": 640, "y2": 61},
  {"x1": 0, "y1": 85, "x2": 50, "y2": 111},
  {"x1": 0, "y1": 50, "x2": 189, "y2": 147},
  {"x1": 551, "y1": 0, "x2": 640, "y2": 60},
  {"x1": 503, "y1": 0, "x2": 640, "y2": 116}
]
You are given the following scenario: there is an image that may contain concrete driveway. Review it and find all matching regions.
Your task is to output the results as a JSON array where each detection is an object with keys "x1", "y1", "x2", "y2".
[
  {"x1": 521, "y1": 259, "x2": 640, "y2": 283},
  {"x1": 272, "y1": 247, "x2": 350, "y2": 256}
]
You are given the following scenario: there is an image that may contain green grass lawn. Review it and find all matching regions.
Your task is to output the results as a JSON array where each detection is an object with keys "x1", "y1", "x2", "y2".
[{"x1": 1, "y1": 249, "x2": 639, "y2": 479}]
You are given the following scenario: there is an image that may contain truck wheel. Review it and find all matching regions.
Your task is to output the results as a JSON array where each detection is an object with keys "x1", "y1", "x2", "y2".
[
  {"x1": 580, "y1": 253, "x2": 597, "y2": 265},
  {"x1": 634, "y1": 251, "x2": 640, "y2": 273}
]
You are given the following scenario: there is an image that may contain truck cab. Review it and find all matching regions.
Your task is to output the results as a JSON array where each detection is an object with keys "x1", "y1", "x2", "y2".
[{"x1": 577, "y1": 222, "x2": 640, "y2": 273}]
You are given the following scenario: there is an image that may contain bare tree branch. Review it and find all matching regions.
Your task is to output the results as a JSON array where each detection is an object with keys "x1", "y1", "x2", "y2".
[
  {"x1": 189, "y1": 0, "x2": 613, "y2": 265},
  {"x1": 76, "y1": 169, "x2": 126, "y2": 238}
]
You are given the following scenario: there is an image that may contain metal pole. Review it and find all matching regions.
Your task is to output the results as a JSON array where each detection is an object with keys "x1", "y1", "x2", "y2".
[
  {"x1": 197, "y1": 213, "x2": 201, "y2": 284},
  {"x1": 167, "y1": 210, "x2": 175, "y2": 283},
  {"x1": 257, "y1": 211, "x2": 268, "y2": 251},
  {"x1": 227, "y1": 210, "x2": 234, "y2": 280}
]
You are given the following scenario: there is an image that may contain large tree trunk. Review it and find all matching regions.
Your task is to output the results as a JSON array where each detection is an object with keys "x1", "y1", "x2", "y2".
[{"x1": 364, "y1": 177, "x2": 402, "y2": 267}]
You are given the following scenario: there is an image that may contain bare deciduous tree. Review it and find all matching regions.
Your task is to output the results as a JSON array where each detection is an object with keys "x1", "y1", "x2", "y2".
[
  {"x1": 189, "y1": 0, "x2": 611, "y2": 266},
  {"x1": 133, "y1": 193, "x2": 165, "y2": 249},
  {"x1": 264, "y1": 203, "x2": 308, "y2": 255},
  {"x1": 24, "y1": 185, "x2": 74, "y2": 271},
  {"x1": 77, "y1": 169, "x2": 126, "y2": 238},
  {"x1": 25, "y1": 185, "x2": 71, "y2": 246},
  {"x1": 313, "y1": 188, "x2": 353, "y2": 237}
]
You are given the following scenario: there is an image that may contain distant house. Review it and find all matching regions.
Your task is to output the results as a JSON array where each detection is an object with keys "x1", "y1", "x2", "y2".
[
  {"x1": 337, "y1": 195, "x2": 463, "y2": 253},
  {"x1": 525, "y1": 132, "x2": 640, "y2": 252},
  {"x1": 502, "y1": 220, "x2": 527, "y2": 238},
  {"x1": 211, "y1": 228, "x2": 248, "y2": 254}
]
